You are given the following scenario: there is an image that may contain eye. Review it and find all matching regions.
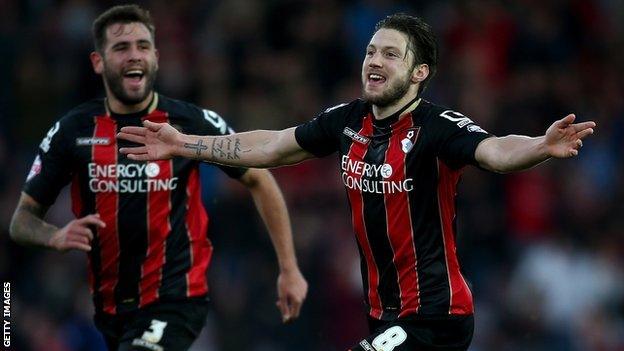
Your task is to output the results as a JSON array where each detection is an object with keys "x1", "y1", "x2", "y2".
[
  {"x1": 138, "y1": 41, "x2": 152, "y2": 50},
  {"x1": 113, "y1": 44, "x2": 127, "y2": 52},
  {"x1": 385, "y1": 52, "x2": 399, "y2": 58},
  {"x1": 366, "y1": 50, "x2": 374, "y2": 56}
]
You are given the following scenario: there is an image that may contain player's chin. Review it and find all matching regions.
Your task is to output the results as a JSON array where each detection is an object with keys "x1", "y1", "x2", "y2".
[
  {"x1": 123, "y1": 89, "x2": 150, "y2": 104},
  {"x1": 362, "y1": 89, "x2": 380, "y2": 101}
]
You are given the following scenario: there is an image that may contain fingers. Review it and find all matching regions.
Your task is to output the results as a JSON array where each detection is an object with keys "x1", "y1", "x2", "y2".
[
  {"x1": 117, "y1": 132, "x2": 146, "y2": 145},
  {"x1": 127, "y1": 153, "x2": 153, "y2": 161},
  {"x1": 68, "y1": 214, "x2": 105, "y2": 244},
  {"x1": 71, "y1": 226, "x2": 94, "y2": 242},
  {"x1": 119, "y1": 146, "x2": 148, "y2": 155},
  {"x1": 276, "y1": 291, "x2": 305, "y2": 323},
  {"x1": 576, "y1": 128, "x2": 594, "y2": 140},
  {"x1": 275, "y1": 298, "x2": 290, "y2": 323},
  {"x1": 58, "y1": 227, "x2": 93, "y2": 252},
  {"x1": 118, "y1": 126, "x2": 147, "y2": 136},
  {"x1": 64, "y1": 241, "x2": 92, "y2": 252},
  {"x1": 79, "y1": 214, "x2": 107, "y2": 228},
  {"x1": 67, "y1": 230, "x2": 93, "y2": 245},
  {"x1": 143, "y1": 120, "x2": 163, "y2": 131},
  {"x1": 571, "y1": 121, "x2": 596, "y2": 132},
  {"x1": 289, "y1": 295, "x2": 303, "y2": 320},
  {"x1": 557, "y1": 114, "x2": 576, "y2": 127}
]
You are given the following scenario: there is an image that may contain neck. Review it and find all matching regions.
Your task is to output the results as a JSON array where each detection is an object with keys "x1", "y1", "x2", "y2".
[
  {"x1": 106, "y1": 91, "x2": 154, "y2": 114},
  {"x1": 372, "y1": 89, "x2": 420, "y2": 120}
]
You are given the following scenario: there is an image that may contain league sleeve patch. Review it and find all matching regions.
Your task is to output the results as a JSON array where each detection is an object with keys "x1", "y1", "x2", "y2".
[
  {"x1": 26, "y1": 155, "x2": 42, "y2": 181},
  {"x1": 39, "y1": 121, "x2": 60, "y2": 153},
  {"x1": 439, "y1": 110, "x2": 488, "y2": 133},
  {"x1": 202, "y1": 109, "x2": 232, "y2": 135}
]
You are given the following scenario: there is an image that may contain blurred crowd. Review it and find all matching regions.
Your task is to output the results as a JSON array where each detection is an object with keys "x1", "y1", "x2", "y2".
[{"x1": 1, "y1": 0, "x2": 623, "y2": 350}]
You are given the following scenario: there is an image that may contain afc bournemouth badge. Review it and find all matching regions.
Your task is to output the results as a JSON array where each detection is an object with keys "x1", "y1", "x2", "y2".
[{"x1": 401, "y1": 127, "x2": 420, "y2": 153}]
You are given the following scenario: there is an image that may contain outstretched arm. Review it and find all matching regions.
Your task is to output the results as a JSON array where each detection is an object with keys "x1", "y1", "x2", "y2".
[
  {"x1": 118, "y1": 121, "x2": 315, "y2": 168},
  {"x1": 10, "y1": 193, "x2": 106, "y2": 252},
  {"x1": 238, "y1": 169, "x2": 308, "y2": 323},
  {"x1": 475, "y1": 114, "x2": 596, "y2": 173}
]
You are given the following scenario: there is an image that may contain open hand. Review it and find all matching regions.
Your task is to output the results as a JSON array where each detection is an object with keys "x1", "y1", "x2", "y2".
[
  {"x1": 118, "y1": 120, "x2": 180, "y2": 161},
  {"x1": 544, "y1": 114, "x2": 596, "y2": 158}
]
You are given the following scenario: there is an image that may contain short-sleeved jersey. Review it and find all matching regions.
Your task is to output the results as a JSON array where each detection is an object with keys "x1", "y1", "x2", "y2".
[
  {"x1": 295, "y1": 99, "x2": 492, "y2": 321},
  {"x1": 23, "y1": 93, "x2": 247, "y2": 315}
]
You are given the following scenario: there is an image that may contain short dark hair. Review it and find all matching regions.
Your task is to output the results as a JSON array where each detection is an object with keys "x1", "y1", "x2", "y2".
[
  {"x1": 92, "y1": 4, "x2": 155, "y2": 53},
  {"x1": 374, "y1": 13, "x2": 438, "y2": 95}
]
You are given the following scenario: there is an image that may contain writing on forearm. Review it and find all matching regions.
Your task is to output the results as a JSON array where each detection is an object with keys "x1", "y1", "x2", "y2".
[{"x1": 210, "y1": 137, "x2": 250, "y2": 160}]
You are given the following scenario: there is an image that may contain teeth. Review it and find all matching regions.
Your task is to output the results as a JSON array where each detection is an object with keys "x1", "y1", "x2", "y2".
[
  {"x1": 369, "y1": 74, "x2": 384, "y2": 80},
  {"x1": 125, "y1": 70, "x2": 144, "y2": 76}
]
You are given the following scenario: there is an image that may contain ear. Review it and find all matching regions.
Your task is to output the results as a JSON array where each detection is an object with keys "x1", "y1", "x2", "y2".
[
  {"x1": 154, "y1": 49, "x2": 160, "y2": 71},
  {"x1": 90, "y1": 51, "x2": 104, "y2": 75},
  {"x1": 411, "y1": 64, "x2": 429, "y2": 84}
]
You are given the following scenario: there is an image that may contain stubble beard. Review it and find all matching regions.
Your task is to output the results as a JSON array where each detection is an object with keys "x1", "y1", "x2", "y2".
[
  {"x1": 362, "y1": 72, "x2": 412, "y2": 108},
  {"x1": 103, "y1": 61, "x2": 157, "y2": 106}
]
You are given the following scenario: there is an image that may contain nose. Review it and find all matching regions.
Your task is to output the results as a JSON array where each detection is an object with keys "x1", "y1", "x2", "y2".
[
  {"x1": 368, "y1": 52, "x2": 382, "y2": 68},
  {"x1": 127, "y1": 45, "x2": 143, "y2": 62}
]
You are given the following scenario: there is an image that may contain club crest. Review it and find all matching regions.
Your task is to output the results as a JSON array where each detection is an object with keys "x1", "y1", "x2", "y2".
[{"x1": 401, "y1": 127, "x2": 420, "y2": 153}]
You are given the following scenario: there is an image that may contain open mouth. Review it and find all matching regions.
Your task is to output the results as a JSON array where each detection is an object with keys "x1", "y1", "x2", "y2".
[
  {"x1": 123, "y1": 69, "x2": 145, "y2": 84},
  {"x1": 367, "y1": 73, "x2": 386, "y2": 85}
]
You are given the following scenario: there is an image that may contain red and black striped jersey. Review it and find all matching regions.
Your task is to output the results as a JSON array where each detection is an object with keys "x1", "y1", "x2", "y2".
[
  {"x1": 295, "y1": 99, "x2": 492, "y2": 321},
  {"x1": 23, "y1": 93, "x2": 247, "y2": 315}
]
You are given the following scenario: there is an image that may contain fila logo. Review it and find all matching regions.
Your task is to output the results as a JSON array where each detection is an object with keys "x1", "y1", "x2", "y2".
[
  {"x1": 76, "y1": 137, "x2": 111, "y2": 146},
  {"x1": 343, "y1": 127, "x2": 370, "y2": 144}
]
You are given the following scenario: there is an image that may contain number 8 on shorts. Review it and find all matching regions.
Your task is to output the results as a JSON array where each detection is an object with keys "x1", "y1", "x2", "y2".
[{"x1": 371, "y1": 326, "x2": 407, "y2": 351}]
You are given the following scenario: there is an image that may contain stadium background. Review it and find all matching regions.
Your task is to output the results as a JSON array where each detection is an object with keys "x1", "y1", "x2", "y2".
[{"x1": 0, "y1": 0, "x2": 623, "y2": 350}]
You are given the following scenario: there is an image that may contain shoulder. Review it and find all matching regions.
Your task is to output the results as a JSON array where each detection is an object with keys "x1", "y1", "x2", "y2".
[
  {"x1": 157, "y1": 94, "x2": 232, "y2": 134},
  {"x1": 36, "y1": 99, "x2": 103, "y2": 153},
  {"x1": 59, "y1": 99, "x2": 106, "y2": 126},
  {"x1": 43, "y1": 99, "x2": 105, "y2": 143},
  {"x1": 320, "y1": 98, "x2": 368, "y2": 117},
  {"x1": 157, "y1": 94, "x2": 204, "y2": 119},
  {"x1": 417, "y1": 100, "x2": 474, "y2": 127},
  {"x1": 415, "y1": 100, "x2": 453, "y2": 119},
  {"x1": 311, "y1": 99, "x2": 369, "y2": 127},
  {"x1": 416, "y1": 100, "x2": 490, "y2": 142}
]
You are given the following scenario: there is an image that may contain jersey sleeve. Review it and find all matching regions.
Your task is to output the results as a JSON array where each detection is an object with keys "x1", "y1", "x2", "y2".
[
  {"x1": 23, "y1": 119, "x2": 75, "y2": 206},
  {"x1": 431, "y1": 109, "x2": 493, "y2": 169},
  {"x1": 193, "y1": 108, "x2": 248, "y2": 179},
  {"x1": 294, "y1": 102, "x2": 349, "y2": 157}
]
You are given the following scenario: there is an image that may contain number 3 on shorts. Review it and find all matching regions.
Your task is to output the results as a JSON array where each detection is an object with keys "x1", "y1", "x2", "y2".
[
  {"x1": 141, "y1": 319, "x2": 168, "y2": 343},
  {"x1": 371, "y1": 326, "x2": 407, "y2": 351}
]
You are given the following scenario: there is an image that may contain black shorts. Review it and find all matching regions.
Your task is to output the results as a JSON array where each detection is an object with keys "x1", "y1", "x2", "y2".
[
  {"x1": 351, "y1": 315, "x2": 474, "y2": 351},
  {"x1": 94, "y1": 298, "x2": 209, "y2": 351}
]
